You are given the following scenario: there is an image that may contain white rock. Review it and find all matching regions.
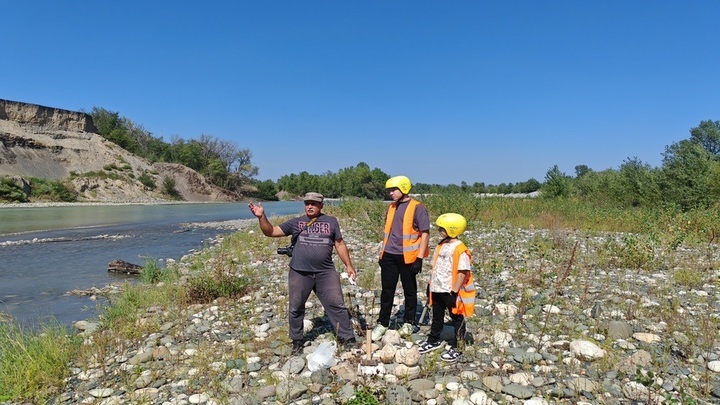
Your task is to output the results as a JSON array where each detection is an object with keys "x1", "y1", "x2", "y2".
[
  {"x1": 379, "y1": 344, "x2": 397, "y2": 363},
  {"x1": 632, "y1": 332, "x2": 661, "y2": 344},
  {"x1": 88, "y1": 388, "x2": 113, "y2": 398},
  {"x1": 395, "y1": 346, "x2": 420, "y2": 367},
  {"x1": 509, "y1": 371, "x2": 533, "y2": 385},
  {"x1": 492, "y1": 330, "x2": 513, "y2": 347},
  {"x1": 189, "y1": 393, "x2": 209, "y2": 404},
  {"x1": 622, "y1": 381, "x2": 660, "y2": 403},
  {"x1": 392, "y1": 364, "x2": 421, "y2": 379},
  {"x1": 446, "y1": 381, "x2": 461, "y2": 391},
  {"x1": 569, "y1": 340, "x2": 606, "y2": 361},
  {"x1": 494, "y1": 303, "x2": 518, "y2": 317},
  {"x1": 708, "y1": 360, "x2": 720, "y2": 372},
  {"x1": 303, "y1": 319, "x2": 314, "y2": 333},
  {"x1": 469, "y1": 391, "x2": 495, "y2": 405}
]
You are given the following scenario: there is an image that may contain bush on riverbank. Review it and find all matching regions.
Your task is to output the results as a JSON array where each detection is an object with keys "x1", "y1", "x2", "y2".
[
  {"x1": 1, "y1": 195, "x2": 719, "y2": 403},
  {"x1": 0, "y1": 176, "x2": 77, "y2": 203}
]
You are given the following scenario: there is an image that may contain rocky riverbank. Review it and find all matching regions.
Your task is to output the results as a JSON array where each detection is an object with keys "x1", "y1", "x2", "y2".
[{"x1": 14, "y1": 218, "x2": 720, "y2": 404}]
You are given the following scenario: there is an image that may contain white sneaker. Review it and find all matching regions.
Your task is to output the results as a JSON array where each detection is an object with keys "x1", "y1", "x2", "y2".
[
  {"x1": 371, "y1": 324, "x2": 387, "y2": 341},
  {"x1": 398, "y1": 323, "x2": 413, "y2": 336}
]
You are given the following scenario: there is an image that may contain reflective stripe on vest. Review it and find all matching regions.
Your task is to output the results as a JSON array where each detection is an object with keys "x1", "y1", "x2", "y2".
[{"x1": 380, "y1": 199, "x2": 429, "y2": 264}]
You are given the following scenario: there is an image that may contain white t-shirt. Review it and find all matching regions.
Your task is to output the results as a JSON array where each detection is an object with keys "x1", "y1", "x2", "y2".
[{"x1": 430, "y1": 238, "x2": 471, "y2": 293}]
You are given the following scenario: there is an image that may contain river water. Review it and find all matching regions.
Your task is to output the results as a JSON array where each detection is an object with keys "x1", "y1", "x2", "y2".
[{"x1": 0, "y1": 201, "x2": 302, "y2": 328}]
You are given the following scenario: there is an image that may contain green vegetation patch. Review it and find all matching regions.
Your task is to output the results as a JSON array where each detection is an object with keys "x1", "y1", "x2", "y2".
[{"x1": 0, "y1": 322, "x2": 80, "y2": 402}]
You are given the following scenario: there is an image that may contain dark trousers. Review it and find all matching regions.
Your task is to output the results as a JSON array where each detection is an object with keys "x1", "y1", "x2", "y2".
[
  {"x1": 428, "y1": 292, "x2": 465, "y2": 349},
  {"x1": 288, "y1": 268, "x2": 355, "y2": 341},
  {"x1": 377, "y1": 253, "x2": 418, "y2": 327}
]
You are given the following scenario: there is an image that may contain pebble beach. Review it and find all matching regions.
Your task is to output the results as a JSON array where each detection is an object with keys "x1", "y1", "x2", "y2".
[{"x1": 5, "y1": 215, "x2": 720, "y2": 404}]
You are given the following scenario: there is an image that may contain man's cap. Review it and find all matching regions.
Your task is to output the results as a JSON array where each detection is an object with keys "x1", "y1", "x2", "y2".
[{"x1": 303, "y1": 192, "x2": 324, "y2": 203}]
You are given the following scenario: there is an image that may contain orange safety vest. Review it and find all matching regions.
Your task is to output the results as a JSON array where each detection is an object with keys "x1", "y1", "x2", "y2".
[
  {"x1": 428, "y1": 240, "x2": 476, "y2": 317},
  {"x1": 380, "y1": 199, "x2": 430, "y2": 264}
]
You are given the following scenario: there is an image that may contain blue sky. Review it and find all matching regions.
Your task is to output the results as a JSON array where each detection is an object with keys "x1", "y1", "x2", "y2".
[{"x1": 3, "y1": 1, "x2": 719, "y2": 186}]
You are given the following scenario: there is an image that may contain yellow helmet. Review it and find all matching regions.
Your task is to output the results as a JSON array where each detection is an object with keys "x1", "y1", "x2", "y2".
[
  {"x1": 385, "y1": 175, "x2": 412, "y2": 194},
  {"x1": 436, "y1": 213, "x2": 467, "y2": 238}
]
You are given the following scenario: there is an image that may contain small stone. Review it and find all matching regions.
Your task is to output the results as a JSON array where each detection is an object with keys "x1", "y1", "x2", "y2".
[
  {"x1": 569, "y1": 340, "x2": 606, "y2": 361},
  {"x1": 632, "y1": 332, "x2": 661, "y2": 344},
  {"x1": 88, "y1": 388, "x2": 113, "y2": 398},
  {"x1": 189, "y1": 393, "x2": 210, "y2": 404}
]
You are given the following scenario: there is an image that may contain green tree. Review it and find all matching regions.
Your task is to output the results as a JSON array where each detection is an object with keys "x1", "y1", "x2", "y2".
[
  {"x1": 575, "y1": 169, "x2": 622, "y2": 203},
  {"x1": 618, "y1": 157, "x2": 661, "y2": 207},
  {"x1": 575, "y1": 164, "x2": 592, "y2": 178},
  {"x1": 251, "y1": 179, "x2": 279, "y2": 200},
  {"x1": 515, "y1": 178, "x2": 541, "y2": 193},
  {"x1": 206, "y1": 158, "x2": 229, "y2": 187},
  {"x1": 541, "y1": 165, "x2": 572, "y2": 198},
  {"x1": 689, "y1": 120, "x2": 720, "y2": 156},
  {"x1": 89, "y1": 107, "x2": 120, "y2": 136},
  {"x1": 471, "y1": 182, "x2": 486, "y2": 193},
  {"x1": 661, "y1": 140, "x2": 716, "y2": 209}
]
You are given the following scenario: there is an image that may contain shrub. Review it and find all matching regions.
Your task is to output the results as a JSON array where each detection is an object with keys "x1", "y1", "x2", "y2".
[
  {"x1": 162, "y1": 176, "x2": 180, "y2": 198},
  {"x1": 0, "y1": 177, "x2": 28, "y2": 202},
  {"x1": 27, "y1": 177, "x2": 77, "y2": 202},
  {"x1": 140, "y1": 258, "x2": 177, "y2": 284},
  {"x1": 138, "y1": 172, "x2": 156, "y2": 190},
  {"x1": 185, "y1": 270, "x2": 254, "y2": 304}
]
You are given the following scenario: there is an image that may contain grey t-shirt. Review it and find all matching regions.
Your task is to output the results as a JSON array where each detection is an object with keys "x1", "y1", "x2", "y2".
[{"x1": 279, "y1": 214, "x2": 342, "y2": 272}]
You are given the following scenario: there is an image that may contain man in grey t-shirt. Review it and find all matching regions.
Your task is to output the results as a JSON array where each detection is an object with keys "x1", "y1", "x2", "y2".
[{"x1": 248, "y1": 192, "x2": 357, "y2": 354}]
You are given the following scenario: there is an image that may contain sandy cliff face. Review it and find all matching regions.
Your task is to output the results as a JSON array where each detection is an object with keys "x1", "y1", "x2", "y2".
[
  {"x1": 0, "y1": 99, "x2": 97, "y2": 133},
  {"x1": 0, "y1": 99, "x2": 239, "y2": 203}
]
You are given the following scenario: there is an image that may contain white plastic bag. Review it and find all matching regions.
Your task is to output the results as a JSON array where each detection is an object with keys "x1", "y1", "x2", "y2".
[{"x1": 306, "y1": 341, "x2": 337, "y2": 371}]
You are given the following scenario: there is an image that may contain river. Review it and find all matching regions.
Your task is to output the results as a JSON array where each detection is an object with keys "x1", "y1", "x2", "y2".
[{"x1": 0, "y1": 201, "x2": 303, "y2": 328}]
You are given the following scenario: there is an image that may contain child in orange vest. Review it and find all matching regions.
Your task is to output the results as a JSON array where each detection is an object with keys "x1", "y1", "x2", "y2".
[{"x1": 416, "y1": 213, "x2": 475, "y2": 362}]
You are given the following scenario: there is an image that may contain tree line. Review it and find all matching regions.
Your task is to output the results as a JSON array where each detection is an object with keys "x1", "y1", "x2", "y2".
[
  {"x1": 89, "y1": 107, "x2": 258, "y2": 192},
  {"x1": 87, "y1": 108, "x2": 720, "y2": 211},
  {"x1": 544, "y1": 120, "x2": 720, "y2": 211}
]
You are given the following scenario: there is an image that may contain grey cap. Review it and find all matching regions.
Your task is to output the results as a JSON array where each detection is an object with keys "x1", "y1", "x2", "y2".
[{"x1": 303, "y1": 192, "x2": 324, "y2": 203}]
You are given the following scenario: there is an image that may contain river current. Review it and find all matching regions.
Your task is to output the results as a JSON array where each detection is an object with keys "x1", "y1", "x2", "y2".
[{"x1": 0, "y1": 201, "x2": 302, "y2": 328}]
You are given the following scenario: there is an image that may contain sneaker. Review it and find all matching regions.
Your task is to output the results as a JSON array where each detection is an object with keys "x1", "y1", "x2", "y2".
[
  {"x1": 291, "y1": 340, "x2": 304, "y2": 355},
  {"x1": 371, "y1": 324, "x2": 387, "y2": 341},
  {"x1": 417, "y1": 340, "x2": 443, "y2": 354},
  {"x1": 398, "y1": 323, "x2": 414, "y2": 336},
  {"x1": 441, "y1": 347, "x2": 461, "y2": 362}
]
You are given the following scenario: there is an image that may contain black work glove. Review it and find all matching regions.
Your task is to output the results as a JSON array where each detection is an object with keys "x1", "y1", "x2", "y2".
[{"x1": 411, "y1": 258, "x2": 423, "y2": 275}]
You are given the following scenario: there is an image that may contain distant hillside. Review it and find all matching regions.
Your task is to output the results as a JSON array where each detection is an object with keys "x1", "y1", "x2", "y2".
[{"x1": 0, "y1": 99, "x2": 240, "y2": 203}]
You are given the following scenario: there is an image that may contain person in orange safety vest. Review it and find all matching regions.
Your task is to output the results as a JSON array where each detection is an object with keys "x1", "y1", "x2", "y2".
[
  {"x1": 416, "y1": 213, "x2": 475, "y2": 363},
  {"x1": 371, "y1": 175, "x2": 430, "y2": 342}
]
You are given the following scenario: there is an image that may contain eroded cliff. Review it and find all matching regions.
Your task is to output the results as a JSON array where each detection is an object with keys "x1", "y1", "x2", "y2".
[{"x1": 0, "y1": 99, "x2": 239, "y2": 203}]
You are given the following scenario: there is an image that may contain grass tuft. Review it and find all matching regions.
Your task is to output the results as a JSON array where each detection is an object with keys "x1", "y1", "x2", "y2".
[{"x1": 0, "y1": 321, "x2": 80, "y2": 402}]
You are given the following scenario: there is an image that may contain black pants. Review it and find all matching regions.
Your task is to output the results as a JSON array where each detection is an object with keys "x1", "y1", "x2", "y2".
[
  {"x1": 377, "y1": 253, "x2": 417, "y2": 327},
  {"x1": 428, "y1": 291, "x2": 465, "y2": 349}
]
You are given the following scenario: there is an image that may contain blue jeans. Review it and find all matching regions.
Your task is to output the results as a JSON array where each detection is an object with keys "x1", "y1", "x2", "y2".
[{"x1": 288, "y1": 268, "x2": 355, "y2": 341}]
